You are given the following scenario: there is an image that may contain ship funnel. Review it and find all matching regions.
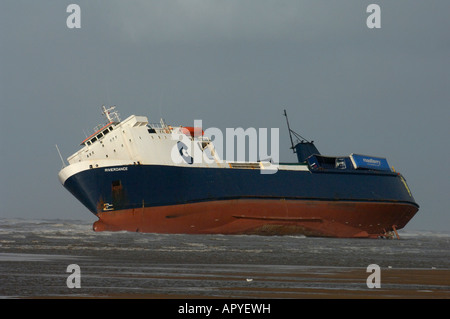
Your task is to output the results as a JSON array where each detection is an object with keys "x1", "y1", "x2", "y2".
[{"x1": 294, "y1": 141, "x2": 320, "y2": 163}]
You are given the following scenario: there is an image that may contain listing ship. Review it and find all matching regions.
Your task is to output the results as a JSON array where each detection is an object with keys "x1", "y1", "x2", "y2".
[{"x1": 58, "y1": 106, "x2": 419, "y2": 238}]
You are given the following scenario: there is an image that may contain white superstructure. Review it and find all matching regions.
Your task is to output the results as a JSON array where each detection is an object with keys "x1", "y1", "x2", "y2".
[{"x1": 58, "y1": 106, "x2": 306, "y2": 184}]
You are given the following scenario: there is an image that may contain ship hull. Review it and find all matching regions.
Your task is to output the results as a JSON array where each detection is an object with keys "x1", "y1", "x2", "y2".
[
  {"x1": 60, "y1": 163, "x2": 418, "y2": 238},
  {"x1": 93, "y1": 199, "x2": 417, "y2": 238}
]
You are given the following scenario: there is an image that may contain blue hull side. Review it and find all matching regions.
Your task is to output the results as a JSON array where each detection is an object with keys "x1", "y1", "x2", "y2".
[{"x1": 63, "y1": 164, "x2": 418, "y2": 216}]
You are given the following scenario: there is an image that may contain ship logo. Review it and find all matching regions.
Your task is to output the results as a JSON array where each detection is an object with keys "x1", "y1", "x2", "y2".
[
  {"x1": 177, "y1": 141, "x2": 193, "y2": 164},
  {"x1": 363, "y1": 158, "x2": 381, "y2": 166}
]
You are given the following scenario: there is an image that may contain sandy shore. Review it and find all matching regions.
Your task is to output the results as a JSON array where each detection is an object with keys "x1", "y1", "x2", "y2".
[{"x1": 32, "y1": 267, "x2": 450, "y2": 299}]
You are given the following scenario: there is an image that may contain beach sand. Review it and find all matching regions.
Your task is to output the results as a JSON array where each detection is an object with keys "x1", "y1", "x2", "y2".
[{"x1": 33, "y1": 268, "x2": 449, "y2": 299}]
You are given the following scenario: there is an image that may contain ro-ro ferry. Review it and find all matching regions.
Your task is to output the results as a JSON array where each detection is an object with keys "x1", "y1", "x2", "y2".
[{"x1": 58, "y1": 106, "x2": 418, "y2": 238}]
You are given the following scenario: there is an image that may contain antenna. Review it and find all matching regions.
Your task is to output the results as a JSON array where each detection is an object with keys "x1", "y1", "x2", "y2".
[
  {"x1": 55, "y1": 144, "x2": 66, "y2": 168},
  {"x1": 102, "y1": 105, "x2": 121, "y2": 123},
  {"x1": 284, "y1": 110, "x2": 295, "y2": 152}
]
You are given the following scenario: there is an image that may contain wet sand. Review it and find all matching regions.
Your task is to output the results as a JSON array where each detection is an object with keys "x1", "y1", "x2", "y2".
[
  {"x1": 3, "y1": 220, "x2": 448, "y2": 301},
  {"x1": 33, "y1": 268, "x2": 450, "y2": 299}
]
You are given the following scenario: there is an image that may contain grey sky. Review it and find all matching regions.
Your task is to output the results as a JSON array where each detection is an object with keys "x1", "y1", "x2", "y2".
[{"x1": 0, "y1": 1, "x2": 449, "y2": 232}]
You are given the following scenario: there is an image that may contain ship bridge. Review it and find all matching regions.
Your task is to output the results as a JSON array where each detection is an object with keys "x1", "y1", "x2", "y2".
[{"x1": 80, "y1": 106, "x2": 121, "y2": 147}]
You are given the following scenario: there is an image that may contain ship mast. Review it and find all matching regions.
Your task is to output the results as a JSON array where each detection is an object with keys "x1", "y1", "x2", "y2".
[
  {"x1": 283, "y1": 109, "x2": 296, "y2": 153},
  {"x1": 102, "y1": 105, "x2": 121, "y2": 123},
  {"x1": 283, "y1": 109, "x2": 313, "y2": 154}
]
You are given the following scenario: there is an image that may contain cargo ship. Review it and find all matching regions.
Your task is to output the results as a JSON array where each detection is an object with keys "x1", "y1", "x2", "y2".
[{"x1": 58, "y1": 106, "x2": 419, "y2": 238}]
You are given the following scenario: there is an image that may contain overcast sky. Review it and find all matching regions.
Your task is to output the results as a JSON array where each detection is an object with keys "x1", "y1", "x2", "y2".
[{"x1": 1, "y1": 1, "x2": 449, "y2": 232}]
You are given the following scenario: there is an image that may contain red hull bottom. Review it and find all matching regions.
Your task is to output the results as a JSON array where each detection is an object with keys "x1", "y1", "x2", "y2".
[{"x1": 93, "y1": 199, "x2": 418, "y2": 238}]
